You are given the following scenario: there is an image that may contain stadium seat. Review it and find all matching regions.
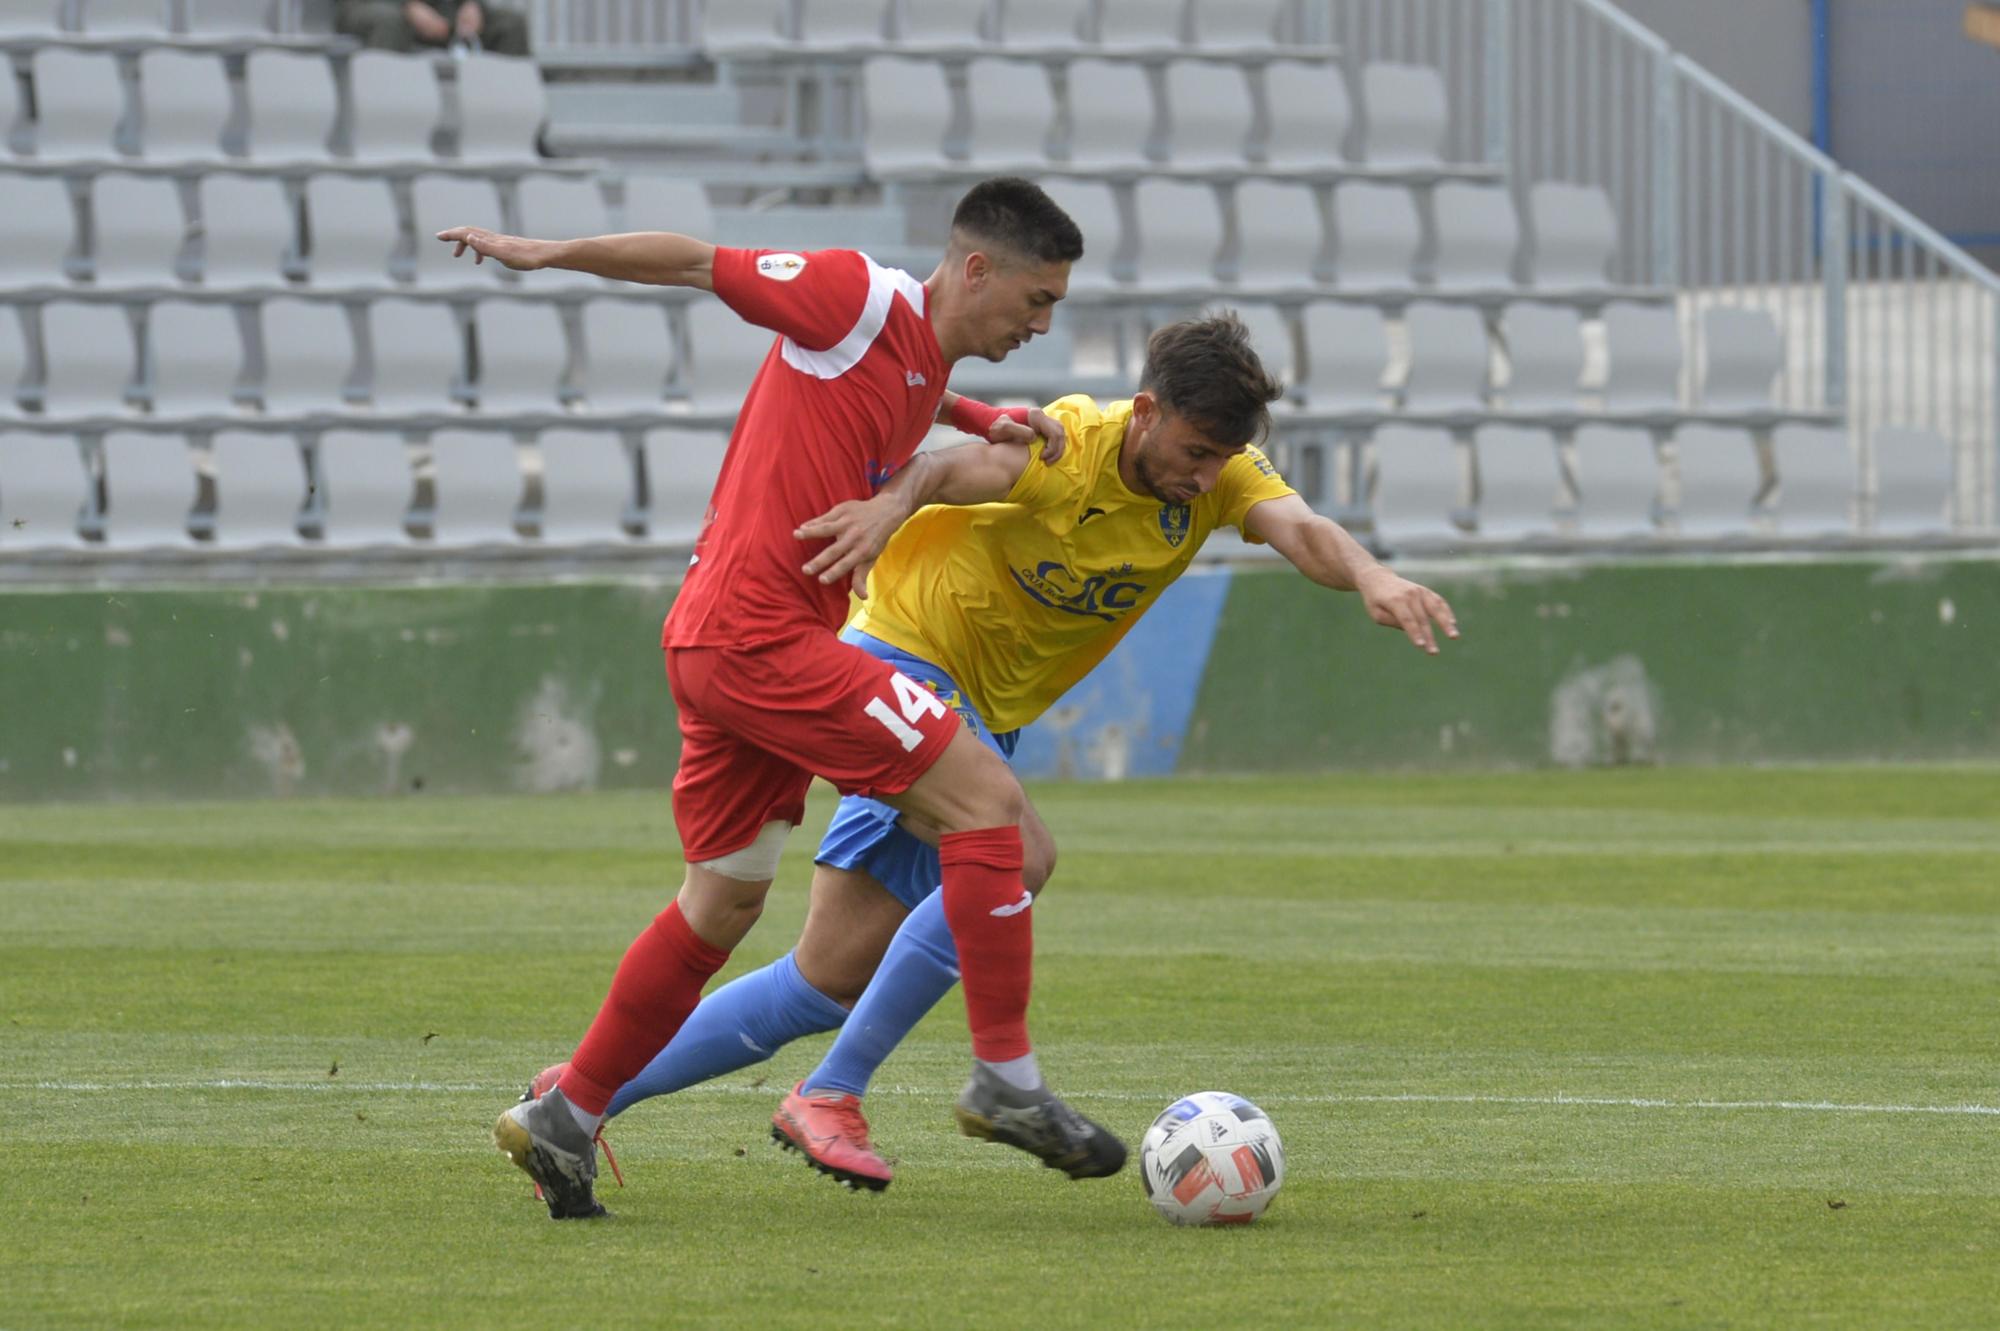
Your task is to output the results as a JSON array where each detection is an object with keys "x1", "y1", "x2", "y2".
[
  {"x1": 1671, "y1": 425, "x2": 1765, "y2": 535},
  {"x1": 1162, "y1": 60, "x2": 1253, "y2": 166},
  {"x1": 1192, "y1": 0, "x2": 1285, "y2": 47},
  {"x1": 515, "y1": 175, "x2": 611, "y2": 290},
  {"x1": 1600, "y1": 301, "x2": 1683, "y2": 412},
  {"x1": 1401, "y1": 302, "x2": 1489, "y2": 415},
  {"x1": 0, "y1": 54, "x2": 17, "y2": 154},
  {"x1": 1215, "y1": 301, "x2": 1294, "y2": 386},
  {"x1": 1360, "y1": 62, "x2": 1448, "y2": 167},
  {"x1": 1231, "y1": 179, "x2": 1325, "y2": 286},
  {"x1": 639, "y1": 426, "x2": 730, "y2": 543},
  {"x1": 861, "y1": 57, "x2": 953, "y2": 173},
  {"x1": 1131, "y1": 179, "x2": 1222, "y2": 285},
  {"x1": 896, "y1": 0, "x2": 985, "y2": 43},
  {"x1": 1300, "y1": 301, "x2": 1390, "y2": 410},
  {"x1": 0, "y1": 173, "x2": 77, "y2": 284},
  {"x1": 185, "y1": 0, "x2": 274, "y2": 33},
  {"x1": 703, "y1": 0, "x2": 790, "y2": 44},
  {"x1": 800, "y1": 0, "x2": 890, "y2": 44},
  {"x1": 471, "y1": 299, "x2": 569, "y2": 412},
  {"x1": 1331, "y1": 182, "x2": 1420, "y2": 289},
  {"x1": 91, "y1": 173, "x2": 188, "y2": 284},
  {"x1": 1473, "y1": 425, "x2": 1568, "y2": 538},
  {"x1": 1064, "y1": 58, "x2": 1157, "y2": 166},
  {"x1": 209, "y1": 431, "x2": 306, "y2": 546},
  {"x1": 0, "y1": 309, "x2": 24, "y2": 410},
  {"x1": 0, "y1": 0, "x2": 62, "y2": 32},
  {"x1": 197, "y1": 174, "x2": 294, "y2": 285},
  {"x1": 303, "y1": 175, "x2": 399, "y2": 284},
  {"x1": 1037, "y1": 179, "x2": 1125, "y2": 286},
  {"x1": 40, "y1": 302, "x2": 137, "y2": 416},
  {"x1": 0, "y1": 432, "x2": 88, "y2": 547},
  {"x1": 578, "y1": 298, "x2": 673, "y2": 412},
  {"x1": 411, "y1": 174, "x2": 508, "y2": 285},
  {"x1": 965, "y1": 58, "x2": 1056, "y2": 168},
  {"x1": 1572, "y1": 423, "x2": 1663, "y2": 535},
  {"x1": 1096, "y1": 0, "x2": 1185, "y2": 48},
  {"x1": 681, "y1": 302, "x2": 773, "y2": 409},
  {"x1": 621, "y1": 175, "x2": 715, "y2": 236},
  {"x1": 347, "y1": 52, "x2": 442, "y2": 161},
  {"x1": 1528, "y1": 182, "x2": 1619, "y2": 288},
  {"x1": 1431, "y1": 182, "x2": 1519, "y2": 288},
  {"x1": 76, "y1": 0, "x2": 168, "y2": 34},
  {"x1": 32, "y1": 49, "x2": 124, "y2": 158},
  {"x1": 1498, "y1": 302, "x2": 1584, "y2": 412},
  {"x1": 99, "y1": 431, "x2": 195, "y2": 546},
  {"x1": 259, "y1": 297, "x2": 355, "y2": 413},
  {"x1": 148, "y1": 300, "x2": 246, "y2": 414},
  {"x1": 245, "y1": 50, "x2": 338, "y2": 160},
  {"x1": 1262, "y1": 60, "x2": 1352, "y2": 166},
  {"x1": 1769, "y1": 423, "x2": 1854, "y2": 535},
  {"x1": 1871, "y1": 426, "x2": 1956, "y2": 533},
  {"x1": 1370, "y1": 425, "x2": 1470, "y2": 538},
  {"x1": 138, "y1": 50, "x2": 231, "y2": 159},
  {"x1": 1698, "y1": 305, "x2": 1782, "y2": 409},
  {"x1": 364, "y1": 298, "x2": 462, "y2": 410},
  {"x1": 454, "y1": 55, "x2": 547, "y2": 162},
  {"x1": 427, "y1": 428, "x2": 521, "y2": 543},
  {"x1": 999, "y1": 0, "x2": 1085, "y2": 44},
  {"x1": 536, "y1": 429, "x2": 634, "y2": 541},
  {"x1": 313, "y1": 429, "x2": 412, "y2": 543}
]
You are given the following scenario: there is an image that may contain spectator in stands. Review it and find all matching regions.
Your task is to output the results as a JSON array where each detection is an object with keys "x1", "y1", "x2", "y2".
[{"x1": 336, "y1": 0, "x2": 531, "y2": 56}]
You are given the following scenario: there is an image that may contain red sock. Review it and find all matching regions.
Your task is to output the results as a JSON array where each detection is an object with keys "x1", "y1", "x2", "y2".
[
  {"x1": 940, "y1": 825, "x2": 1033, "y2": 1062},
  {"x1": 558, "y1": 900, "x2": 730, "y2": 1115}
]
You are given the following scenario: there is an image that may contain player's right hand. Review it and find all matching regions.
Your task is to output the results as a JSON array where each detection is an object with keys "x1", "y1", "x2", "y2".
[
  {"x1": 434, "y1": 227, "x2": 551, "y2": 271},
  {"x1": 796, "y1": 496, "x2": 905, "y2": 597}
]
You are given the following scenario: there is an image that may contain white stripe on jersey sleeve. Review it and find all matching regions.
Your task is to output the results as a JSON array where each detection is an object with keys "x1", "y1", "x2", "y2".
[{"x1": 778, "y1": 255, "x2": 928, "y2": 380}]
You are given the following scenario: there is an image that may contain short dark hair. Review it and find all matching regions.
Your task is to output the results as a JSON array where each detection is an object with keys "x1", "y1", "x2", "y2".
[
  {"x1": 950, "y1": 177, "x2": 1085, "y2": 266},
  {"x1": 1138, "y1": 312, "x2": 1285, "y2": 445}
]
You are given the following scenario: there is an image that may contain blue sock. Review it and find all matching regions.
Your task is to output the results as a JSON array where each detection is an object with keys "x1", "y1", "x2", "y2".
[
  {"x1": 804, "y1": 890, "x2": 960, "y2": 1099},
  {"x1": 606, "y1": 951, "x2": 849, "y2": 1119}
]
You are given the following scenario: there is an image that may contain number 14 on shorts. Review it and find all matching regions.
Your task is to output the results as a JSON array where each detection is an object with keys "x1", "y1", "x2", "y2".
[{"x1": 865, "y1": 672, "x2": 948, "y2": 752}]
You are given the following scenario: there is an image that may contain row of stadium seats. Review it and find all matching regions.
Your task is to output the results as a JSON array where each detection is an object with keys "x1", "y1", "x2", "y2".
[
  {"x1": 0, "y1": 170, "x2": 707, "y2": 289},
  {"x1": 863, "y1": 58, "x2": 1459, "y2": 176},
  {"x1": 707, "y1": 0, "x2": 1303, "y2": 52},
  {"x1": 1, "y1": 46, "x2": 547, "y2": 163},
  {"x1": 0, "y1": 426, "x2": 729, "y2": 547},
  {"x1": 0, "y1": 0, "x2": 281, "y2": 34}
]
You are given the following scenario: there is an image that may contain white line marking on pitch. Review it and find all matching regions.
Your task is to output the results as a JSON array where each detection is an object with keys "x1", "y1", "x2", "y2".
[{"x1": 9, "y1": 1080, "x2": 1999, "y2": 1118}]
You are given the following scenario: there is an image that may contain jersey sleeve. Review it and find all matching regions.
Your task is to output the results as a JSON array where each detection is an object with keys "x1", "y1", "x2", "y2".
[
  {"x1": 1001, "y1": 395, "x2": 1100, "y2": 513},
  {"x1": 709, "y1": 247, "x2": 872, "y2": 352},
  {"x1": 1216, "y1": 444, "x2": 1299, "y2": 543}
]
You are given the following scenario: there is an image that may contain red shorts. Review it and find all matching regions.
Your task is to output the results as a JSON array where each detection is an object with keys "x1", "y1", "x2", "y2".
[{"x1": 665, "y1": 627, "x2": 962, "y2": 864}]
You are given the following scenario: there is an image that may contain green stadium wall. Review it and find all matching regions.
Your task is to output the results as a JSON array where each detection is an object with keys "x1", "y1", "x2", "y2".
[{"x1": 1, "y1": 556, "x2": 1994, "y2": 801}]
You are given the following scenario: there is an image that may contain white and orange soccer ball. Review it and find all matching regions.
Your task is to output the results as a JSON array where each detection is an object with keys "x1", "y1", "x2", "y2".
[{"x1": 1137, "y1": 1091, "x2": 1285, "y2": 1226}]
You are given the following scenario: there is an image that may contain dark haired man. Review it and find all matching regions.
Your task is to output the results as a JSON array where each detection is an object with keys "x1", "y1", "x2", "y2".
[
  {"x1": 533, "y1": 313, "x2": 1459, "y2": 1192},
  {"x1": 437, "y1": 178, "x2": 1105, "y2": 1218}
]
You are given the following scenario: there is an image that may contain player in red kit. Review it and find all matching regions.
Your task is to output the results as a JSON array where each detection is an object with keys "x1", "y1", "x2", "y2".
[{"x1": 436, "y1": 178, "x2": 1122, "y2": 1219}]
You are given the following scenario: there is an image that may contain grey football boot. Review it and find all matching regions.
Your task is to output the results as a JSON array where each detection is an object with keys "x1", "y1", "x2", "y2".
[
  {"x1": 493, "y1": 1086, "x2": 609, "y2": 1220},
  {"x1": 952, "y1": 1063, "x2": 1127, "y2": 1180}
]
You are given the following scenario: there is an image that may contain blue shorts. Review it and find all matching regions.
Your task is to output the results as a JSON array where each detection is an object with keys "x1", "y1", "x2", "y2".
[{"x1": 814, "y1": 629, "x2": 1019, "y2": 910}]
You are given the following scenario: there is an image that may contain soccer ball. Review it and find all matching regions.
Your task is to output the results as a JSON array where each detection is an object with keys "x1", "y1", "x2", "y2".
[{"x1": 1137, "y1": 1091, "x2": 1284, "y2": 1226}]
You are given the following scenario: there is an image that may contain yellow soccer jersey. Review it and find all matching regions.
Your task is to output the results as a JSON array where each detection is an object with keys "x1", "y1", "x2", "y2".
[{"x1": 851, "y1": 395, "x2": 1296, "y2": 733}]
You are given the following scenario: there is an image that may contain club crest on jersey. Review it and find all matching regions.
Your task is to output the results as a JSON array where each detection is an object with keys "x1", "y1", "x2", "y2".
[
  {"x1": 756, "y1": 252, "x2": 808, "y2": 282},
  {"x1": 1009, "y1": 560, "x2": 1147, "y2": 622},
  {"x1": 1158, "y1": 503, "x2": 1192, "y2": 548}
]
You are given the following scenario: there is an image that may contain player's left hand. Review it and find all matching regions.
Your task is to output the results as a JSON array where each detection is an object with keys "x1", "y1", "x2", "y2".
[
  {"x1": 988, "y1": 407, "x2": 1066, "y2": 464},
  {"x1": 796, "y1": 495, "x2": 904, "y2": 597},
  {"x1": 1356, "y1": 566, "x2": 1459, "y2": 655}
]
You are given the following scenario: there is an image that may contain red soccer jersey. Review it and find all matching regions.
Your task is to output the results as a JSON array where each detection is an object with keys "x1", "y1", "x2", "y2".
[{"x1": 662, "y1": 247, "x2": 946, "y2": 648}]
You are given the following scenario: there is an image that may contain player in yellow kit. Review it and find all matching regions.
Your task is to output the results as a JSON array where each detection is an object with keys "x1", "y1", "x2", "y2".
[{"x1": 531, "y1": 314, "x2": 1458, "y2": 1190}]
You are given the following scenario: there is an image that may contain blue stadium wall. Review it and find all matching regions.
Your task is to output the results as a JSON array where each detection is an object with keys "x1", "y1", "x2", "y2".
[{"x1": 1, "y1": 555, "x2": 1996, "y2": 801}]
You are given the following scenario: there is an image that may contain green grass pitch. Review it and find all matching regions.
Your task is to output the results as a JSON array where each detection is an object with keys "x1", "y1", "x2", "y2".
[{"x1": 4, "y1": 768, "x2": 1998, "y2": 1329}]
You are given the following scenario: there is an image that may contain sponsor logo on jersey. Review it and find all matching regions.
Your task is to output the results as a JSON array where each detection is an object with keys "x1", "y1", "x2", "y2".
[
  {"x1": 865, "y1": 458, "x2": 895, "y2": 493},
  {"x1": 1008, "y1": 560, "x2": 1147, "y2": 621},
  {"x1": 1158, "y1": 502, "x2": 1192, "y2": 548},
  {"x1": 1246, "y1": 445, "x2": 1279, "y2": 479},
  {"x1": 1076, "y1": 506, "x2": 1107, "y2": 525},
  {"x1": 905, "y1": 370, "x2": 927, "y2": 388},
  {"x1": 755, "y1": 252, "x2": 808, "y2": 282}
]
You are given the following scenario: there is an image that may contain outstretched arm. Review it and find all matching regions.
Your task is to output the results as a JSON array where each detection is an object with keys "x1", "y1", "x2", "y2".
[
  {"x1": 796, "y1": 440, "x2": 1035, "y2": 594},
  {"x1": 1242, "y1": 494, "x2": 1460, "y2": 654},
  {"x1": 433, "y1": 227, "x2": 718, "y2": 290}
]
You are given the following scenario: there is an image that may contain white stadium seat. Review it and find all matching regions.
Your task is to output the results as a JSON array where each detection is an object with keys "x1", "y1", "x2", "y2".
[
  {"x1": 1371, "y1": 426, "x2": 1470, "y2": 539},
  {"x1": 245, "y1": 51, "x2": 338, "y2": 160},
  {"x1": 0, "y1": 54, "x2": 17, "y2": 154},
  {"x1": 185, "y1": 0, "x2": 274, "y2": 33},
  {"x1": 304, "y1": 175, "x2": 399, "y2": 285},
  {"x1": 1162, "y1": 60, "x2": 1253, "y2": 166},
  {"x1": 99, "y1": 431, "x2": 195, "y2": 546},
  {"x1": 862, "y1": 57, "x2": 953, "y2": 173},
  {"x1": 1192, "y1": 0, "x2": 1285, "y2": 48},
  {"x1": 1871, "y1": 426, "x2": 1956, "y2": 534},
  {"x1": 1698, "y1": 306, "x2": 1783, "y2": 410},
  {"x1": 32, "y1": 49, "x2": 124, "y2": 158},
  {"x1": 681, "y1": 302, "x2": 774, "y2": 410},
  {"x1": 365, "y1": 298, "x2": 462, "y2": 411},
  {"x1": 412, "y1": 174, "x2": 508, "y2": 286},
  {"x1": 579, "y1": 298, "x2": 674, "y2": 412},
  {"x1": 1131, "y1": 179, "x2": 1222, "y2": 285},
  {"x1": 1572, "y1": 424, "x2": 1663, "y2": 535},
  {"x1": 537, "y1": 429, "x2": 634, "y2": 541},
  {"x1": 703, "y1": 0, "x2": 789, "y2": 44},
  {"x1": 1331, "y1": 183, "x2": 1421, "y2": 289},
  {"x1": 197, "y1": 174, "x2": 294, "y2": 285},
  {"x1": 76, "y1": 0, "x2": 167, "y2": 35},
  {"x1": 800, "y1": 0, "x2": 890, "y2": 44},
  {"x1": 965, "y1": 58, "x2": 1055, "y2": 168},
  {"x1": 210, "y1": 431, "x2": 307, "y2": 546},
  {"x1": 471, "y1": 299, "x2": 569, "y2": 412},
  {"x1": 1000, "y1": 0, "x2": 1085, "y2": 44},
  {"x1": 40, "y1": 302, "x2": 137, "y2": 416},
  {"x1": 640, "y1": 427, "x2": 730, "y2": 543},
  {"x1": 1431, "y1": 183, "x2": 1520, "y2": 288},
  {"x1": 138, "y1": 50, "x2": 232, "y2": 159},
  {"x1": 1600, "y1": 301, "x2": 1683, "y2": 411},
  {"x1": 454, "y1": 55, "x2": 547, "y2": 161},
  {"x1": 1402, "y1": 302, "x2": 1490, "y2": 414},
  {"x1": 1038, "y1": 179, "x2": 1124, "y2": 286},
  {"x1": 347, "y1": 52, "x2": 442, "y2": 161},
  {"x1": 1263, "y1": 60, "x2": 1352, "y2": 166},
  {"x1": 1360, "y1": 62, "x2": 1449, "y2": 167},
  {"x1": 91, "y1": 172, "x2": 188, "y2": 284},
  {"x1": 0, "y1": 308, "x2": 24, "y2": 410},
  {"x1": 0, "y1": 173, "x2": 77, "y2": 284},
  {"x1": 1064, "y1": 58, "x2": 1156, "y2": 166},
  {"x1": 1499, "y1": 302, "x2": 1584, "y2": 412},
  {"x1": 897, "y1": 0, "x2": 985, "y2": 42},
  {"x1": 148, "y1": 300, "x2": 246, "y2": 414},
  {"x1": 1231, "y1": 180, "x2": 1325, "y2": 287},
  {"x1": 259, "y1": 297, "x2": 355, "y2": 414},
  {"x1": 0, "y1": 433, "x2": 89, "y2": 548},
  {"x1": 1097, "y1": 0, "x2": 1185, "y2": 47},
  {"x1": 314, "y1": 430, "x2": 412, "y2": 543},
  {"x1": 0, "y1": 0, "x2": 62, "y2": 32},
  {"x1": 1300, "y1": 302, "x2": 1389, "y2": 410},
  {"x1": 1529, "y1": 182, "x2": 1619, "y2": 288},
  {"x1": 1473, "y1": 425, "x2": 1568, "y2": 539},
  {"x1": 428, "y1": 428, "x2": 522, "y2": 543},
  {"x1": 1672, "y1": 425, "x2": 1766, "y2": 535},
  {"x1": 621, "y1": 175, "x2": 715, "y2": 236},
  {"x1": 1216, "y1": 301, "x2": 1294, "y2": 386},
  {"x1": 1770, "y1": 423, "x2": 1854, "y2": 535}
]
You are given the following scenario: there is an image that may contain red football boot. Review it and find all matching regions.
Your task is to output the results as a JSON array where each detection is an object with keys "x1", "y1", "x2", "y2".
[{"x1": 770, "y1": 1082, "x2": 893, "y2": 1191}]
